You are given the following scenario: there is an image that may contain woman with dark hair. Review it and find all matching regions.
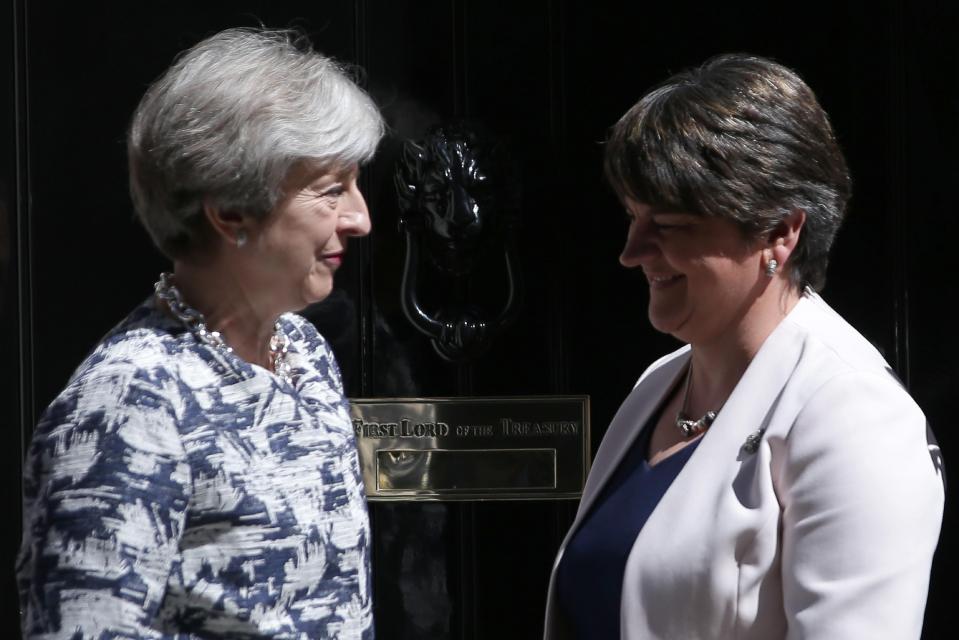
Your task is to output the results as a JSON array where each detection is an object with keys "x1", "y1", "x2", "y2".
[
  {"x1": 18, "y1": 28, "x2": 383, "y2": 638},
  {"x1": 544, "y1": 54, "x2": 943, "y2": 639}
]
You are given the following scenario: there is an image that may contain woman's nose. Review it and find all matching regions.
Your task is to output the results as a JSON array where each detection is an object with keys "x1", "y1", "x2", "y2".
[
  {"x1": 339, "y1": 187, "x2": 372, "y2": 237},
  {"x1": 619, "y1": 218, "x2": 657, "y2": 268}
]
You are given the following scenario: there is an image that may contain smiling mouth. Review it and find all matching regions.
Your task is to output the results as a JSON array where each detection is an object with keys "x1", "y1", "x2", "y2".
[
  {"x1": 647, "y1": 274, "x2": 683, "y2": 289},
  {"x1": 319, "y1": 251, "x2": 344, "y2": 266}
]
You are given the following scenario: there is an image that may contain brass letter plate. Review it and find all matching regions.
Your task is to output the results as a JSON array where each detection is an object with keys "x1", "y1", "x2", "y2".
[{"x1": 350, "y1": 396, "x2": 590, "y2": 501}]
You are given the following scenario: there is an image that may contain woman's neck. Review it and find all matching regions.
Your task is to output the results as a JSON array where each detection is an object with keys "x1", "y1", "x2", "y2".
[
  {"x1": 169, "y1": 260, "x2": 279, "y2": 369},
  {"x1": 687, "y1": 285, "x2": 803, "y2": 413}
]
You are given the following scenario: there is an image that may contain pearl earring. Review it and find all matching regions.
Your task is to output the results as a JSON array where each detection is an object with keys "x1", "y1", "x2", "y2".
[{"x1": 236, "y1": 230, "x2": 248, "y2": 248}]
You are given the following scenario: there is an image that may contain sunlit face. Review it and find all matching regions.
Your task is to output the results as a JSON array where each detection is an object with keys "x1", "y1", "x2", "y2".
[
  {"x1": 620, "y1": 199, "x2": 766, "y2": 347},
  {"x1": 250, "y1": 162, "x2": 370, "y2": 312}
]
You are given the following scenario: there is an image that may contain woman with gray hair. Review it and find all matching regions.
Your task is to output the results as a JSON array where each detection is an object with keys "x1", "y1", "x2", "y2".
[
  {"x1": 545, "y1": 54, "x2": 944, "y2": 639},
  {"x1": 18, "y1": 28, "x2": 383, "y2": 639}
]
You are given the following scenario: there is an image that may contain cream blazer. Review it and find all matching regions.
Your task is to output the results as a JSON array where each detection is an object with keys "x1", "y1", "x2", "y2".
[{"x1": 544, "y1": 293, "x2": 944, "y2": 639}]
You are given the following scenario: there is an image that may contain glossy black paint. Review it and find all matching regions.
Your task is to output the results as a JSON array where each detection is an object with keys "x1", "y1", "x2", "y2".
[
  {"x1": 3, "y1": 1, "x2": 956, "y2": 639},
  {"x1": 1, "y1": 0, "x2": 26, "y2": 630},
  {"x1": 395, "y1": 123, "x2": 523, "y2": 361}
]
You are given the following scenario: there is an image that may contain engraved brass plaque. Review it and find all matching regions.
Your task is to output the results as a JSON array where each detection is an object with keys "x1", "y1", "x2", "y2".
[{"x1": 350, "y1": 396, "x2": 590, "y2": 501}]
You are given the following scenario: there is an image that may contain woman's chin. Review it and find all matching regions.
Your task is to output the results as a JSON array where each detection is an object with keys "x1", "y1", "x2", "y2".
[
  {"x1": 648, "y1": 309, "x2": 679, "y2": 334},
  {"x1": 299, "y1": 280, "x2": 334, "y2": 307},
  {"x1": 648, "y1": 310, "x2": 692, "y2": 342}
]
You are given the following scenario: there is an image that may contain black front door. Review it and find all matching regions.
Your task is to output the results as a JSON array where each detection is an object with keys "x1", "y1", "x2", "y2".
[{"x1": 5, "y1": 2, "x2": 956, "y2": 638}]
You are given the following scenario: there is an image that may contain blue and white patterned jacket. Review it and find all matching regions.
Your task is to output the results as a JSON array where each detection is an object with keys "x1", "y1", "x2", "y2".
[{"x1": 17, "y1": 299, "x2": 373, "y2": 639}]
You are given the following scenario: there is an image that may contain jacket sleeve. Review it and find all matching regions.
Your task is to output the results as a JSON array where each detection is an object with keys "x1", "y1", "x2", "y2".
[
  {"x1": 17, "y1": 360, "x2": 191, "y2": 639},
  {"x1": 778, "y1": 370, "x2": 944, "y2": 639}
]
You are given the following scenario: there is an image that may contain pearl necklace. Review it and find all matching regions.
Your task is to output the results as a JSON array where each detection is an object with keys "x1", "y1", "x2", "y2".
[
  {"x1": 675, "y1": 362, "x2": 718, "y2": 438},
  {"x1": 154, "y1": 272, "x2": 292, "y2": 382}
]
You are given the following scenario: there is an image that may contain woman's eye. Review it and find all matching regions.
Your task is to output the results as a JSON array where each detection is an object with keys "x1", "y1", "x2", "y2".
[
  {"x1": 320, "y1": 185, "x2": 345, "y2": 198},
  {"x1": 652, "y1": 220, "x2": 683, "y2": 231}
]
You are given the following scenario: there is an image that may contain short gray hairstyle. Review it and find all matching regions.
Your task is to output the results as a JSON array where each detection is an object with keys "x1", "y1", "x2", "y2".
[{"x1": 128, "y1": 28, "x2": 385, "y2": 258}]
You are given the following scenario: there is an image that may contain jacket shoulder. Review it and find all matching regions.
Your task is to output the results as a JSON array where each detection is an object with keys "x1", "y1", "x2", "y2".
[{"x1": 786, "y1": 292, "x2": 893, "y2": 376}]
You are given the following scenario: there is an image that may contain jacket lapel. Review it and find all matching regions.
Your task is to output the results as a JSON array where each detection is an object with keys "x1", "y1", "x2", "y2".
[
  {"x1": 543, "y1": 348, "x2": 691, "y2": 640},
  {"x1": 571, "y1": 348, "x2": 691, "y2": 534},
  {"x1": 621, "y1": 301, "x2": 808, "y2": 600}
]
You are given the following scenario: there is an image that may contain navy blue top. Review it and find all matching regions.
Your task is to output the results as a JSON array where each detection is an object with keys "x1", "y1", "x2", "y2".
[{"x1": 556, "y1": 424, "x2": 701, "y2": 639}]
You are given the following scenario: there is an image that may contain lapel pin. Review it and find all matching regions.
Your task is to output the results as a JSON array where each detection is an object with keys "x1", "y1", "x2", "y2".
[{"x1": 741, "y1": 427, "x2": 766, "y2": 455}]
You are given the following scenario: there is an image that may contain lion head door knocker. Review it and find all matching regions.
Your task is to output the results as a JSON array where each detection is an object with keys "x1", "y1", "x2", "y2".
[{"x1": 394, "y1": 123, "x2": 523, "y2": 362}]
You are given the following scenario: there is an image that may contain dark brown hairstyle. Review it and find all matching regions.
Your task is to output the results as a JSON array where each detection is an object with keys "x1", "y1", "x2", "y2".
[{"x1": 604, "y1": 54, "x2": 851, "y2": 291}]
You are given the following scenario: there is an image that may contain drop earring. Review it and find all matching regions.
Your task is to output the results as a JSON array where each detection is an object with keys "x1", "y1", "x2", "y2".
[{"x1": 236, "y1": 230, "x2": 248, "y2": 248}]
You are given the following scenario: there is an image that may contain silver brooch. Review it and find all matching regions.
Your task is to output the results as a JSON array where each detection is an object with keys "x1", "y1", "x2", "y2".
[{"x1": 741, "y1": 428, "x2": 766, "y2": 455}]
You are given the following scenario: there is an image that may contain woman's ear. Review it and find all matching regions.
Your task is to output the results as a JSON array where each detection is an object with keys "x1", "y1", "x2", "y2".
[
  {"x1": 770, "y1": 208, "x2": 806, "y2": 266},
  {"x1": 203, "y1": 200, "x2": 249, "y2": 248}
]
